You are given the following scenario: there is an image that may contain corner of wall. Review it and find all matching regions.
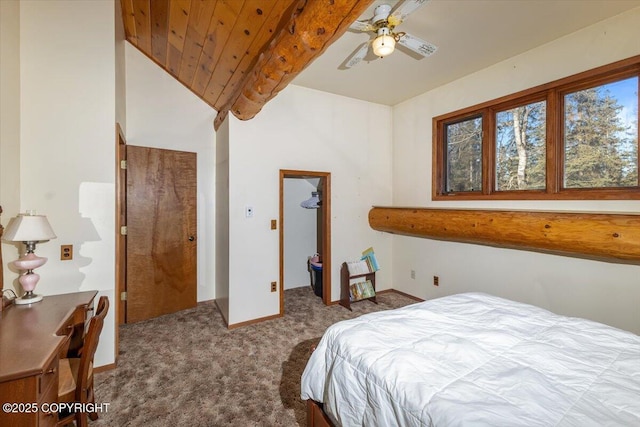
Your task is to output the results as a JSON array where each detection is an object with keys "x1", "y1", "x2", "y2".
[
  {"x1": 115, "y1": 0, "x2": 126, "y2": 132},
  {"x1": 215, "y1": 116, "x2": 230, "y2": 323}
]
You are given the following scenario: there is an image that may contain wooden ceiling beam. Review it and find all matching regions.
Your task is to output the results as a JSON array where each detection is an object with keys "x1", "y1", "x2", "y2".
[
  {"x1": 369, "y1": 207, "x2": 640, "y2": 264},
  {"x1": 213, "y1": 0, "x2": 374, "y2": 130}
]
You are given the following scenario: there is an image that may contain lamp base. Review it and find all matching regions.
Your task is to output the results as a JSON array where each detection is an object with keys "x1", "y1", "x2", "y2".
[{"x1": 14, "y1": 293, "x2": 44, "y2": 305}]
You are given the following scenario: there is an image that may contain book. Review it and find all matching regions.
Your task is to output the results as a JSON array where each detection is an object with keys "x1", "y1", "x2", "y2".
[
  {"x1": 350, "y1": 279, "x2": 375, "y2": 301},
  {"x1": 347, "y1": 260, "x2": 370, "y2": 275},
  {"x1": 361, "y1": 247, "x2": 380, "y2": 272}
]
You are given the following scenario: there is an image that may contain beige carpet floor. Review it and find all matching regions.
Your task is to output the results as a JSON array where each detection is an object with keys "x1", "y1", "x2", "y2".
[{"x1": 93, "y1": 287, "x2": 417, "y2": 426}]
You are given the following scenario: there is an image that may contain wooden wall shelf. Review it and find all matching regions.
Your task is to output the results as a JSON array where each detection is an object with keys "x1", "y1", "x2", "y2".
[{"x1": 368, "y1": 207, "x2": 640, "y2": 264}]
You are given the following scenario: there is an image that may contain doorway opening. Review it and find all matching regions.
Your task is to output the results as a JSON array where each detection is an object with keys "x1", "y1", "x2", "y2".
[{"x1": 279, "y1": 170, "x2": 331, "y2": 314}]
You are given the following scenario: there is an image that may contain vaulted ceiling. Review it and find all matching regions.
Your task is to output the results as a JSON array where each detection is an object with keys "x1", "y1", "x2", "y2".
[
  {"x1": 120, "y1": 0, "x2": 640, "y2": 128},
  {"x1": 120, "y1": 0, "x2": 374, "y2": 129}
]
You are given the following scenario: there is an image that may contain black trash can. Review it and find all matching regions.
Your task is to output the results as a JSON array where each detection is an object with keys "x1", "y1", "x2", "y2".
[{"x1": 309, "y1": 258, "x2": 323, "y2": 298}]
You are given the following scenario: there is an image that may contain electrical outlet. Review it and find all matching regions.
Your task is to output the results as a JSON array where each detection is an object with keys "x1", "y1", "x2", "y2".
[
  {"x1": 245, "y1": 206, "x2": 254, "y2": 218},
  {"x1": 410, "y1": 270, "x2": 415, "y2": 279},
  {"x1": 60, "y1": 245, "x2": 73, "y2": 261},
  {"x1": 271, "y1": 281, "x2": 277, "y2": 292},
  {"x1": 433, "y1": 276, "x2": 439, "y2": 286},
  {"x1": 270, "y1": 219, "x2": 277, "y2": 230}
]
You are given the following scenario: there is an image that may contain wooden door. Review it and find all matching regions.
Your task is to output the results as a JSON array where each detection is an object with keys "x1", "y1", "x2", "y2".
[{"x1": 125, "y1": 145, "x2": 197, "y2": 323}]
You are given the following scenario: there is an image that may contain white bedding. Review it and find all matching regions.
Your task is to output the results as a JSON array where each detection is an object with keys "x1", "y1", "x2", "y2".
[{"x1": 301, "y1": 292, "x2": 640, "y2": 426}]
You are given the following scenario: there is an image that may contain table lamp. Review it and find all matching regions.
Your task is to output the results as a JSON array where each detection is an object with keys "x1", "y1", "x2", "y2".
[{"x1": 2, "y1": 211, "x2": 57, "y2": 305}]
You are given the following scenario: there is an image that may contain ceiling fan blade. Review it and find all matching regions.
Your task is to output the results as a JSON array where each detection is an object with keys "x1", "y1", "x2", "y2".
[
  {"x1": 397, "y1": 33, "x2": 437, "y2": 57},
  {"x1": 349, "y1": 19, "x2": 375, "y2": 32},
  {"x1": 345, "y1": 41, "x2": 371, "y2": 68},
  {"x1": 389, "y1": 0, "x2": 429, "y2": 25}
]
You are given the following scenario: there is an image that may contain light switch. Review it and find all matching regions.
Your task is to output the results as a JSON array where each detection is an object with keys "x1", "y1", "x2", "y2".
[{"x1": 245, "y1": 206, "x2": 254, "y2": 218}]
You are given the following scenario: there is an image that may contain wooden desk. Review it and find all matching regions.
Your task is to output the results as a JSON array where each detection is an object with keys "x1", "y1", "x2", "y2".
[{"x1": 0, "y1": 291, "x2": 97, "y2": 427}]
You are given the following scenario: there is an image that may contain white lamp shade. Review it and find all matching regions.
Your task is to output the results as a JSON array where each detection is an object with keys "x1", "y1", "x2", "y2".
[
  {"x1": 372, "y1": 34, "x2": 396, "y2": 57},
  {"x1": 2, "y1": 213, "x2": 57, "y2": 242}
]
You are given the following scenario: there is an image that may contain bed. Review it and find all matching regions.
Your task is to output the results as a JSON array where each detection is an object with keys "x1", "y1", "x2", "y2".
[{"x1": 301, "y1": 292, "x2": 640, "y2": 426}]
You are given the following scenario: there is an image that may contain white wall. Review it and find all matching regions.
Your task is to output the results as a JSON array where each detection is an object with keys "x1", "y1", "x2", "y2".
[
  {"x1": 227, "y1": 86, "x2": 393, "y2": 325},
  {"x1": 17, "y1": 0, "x2": 117, "y2": 366},
  {"x1": 0, "y1": 0, "x2": 21, "y2": 283},
  {"x1": 392, "y1": 8, "x2": 640, "y2": 333},
  {"x1": 284, "y1": 178, "x2": 318, "y2": 290},
  {"x1": 124, "y1": 44, "x2": 217, "y2": 302}
]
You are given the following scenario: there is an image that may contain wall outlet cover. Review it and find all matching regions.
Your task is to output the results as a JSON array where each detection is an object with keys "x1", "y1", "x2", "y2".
[{"x1": 60, "y1": 244, "x2": 73, "y2": 261}]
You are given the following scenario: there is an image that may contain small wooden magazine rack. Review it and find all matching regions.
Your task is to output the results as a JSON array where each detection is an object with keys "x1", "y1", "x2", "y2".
[{"x1": 339, "y1": 262, "x2": 376, "y2": 311}]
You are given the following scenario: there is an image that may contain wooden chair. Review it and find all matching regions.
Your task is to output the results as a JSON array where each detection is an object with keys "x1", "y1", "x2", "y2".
[{"x1": 57, "y1": 296, "x2": 109, "y2": 427}]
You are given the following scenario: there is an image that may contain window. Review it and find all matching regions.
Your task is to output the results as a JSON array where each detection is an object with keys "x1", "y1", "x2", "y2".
[
  {"x1": 433, "y1": 56, "x2": 640, "y2": 200},
  {"x1": 563, "y1": 77, "x2": 638, "y2": 189},
  {"x1": 496, "y1": 100, "x2": 546, "y2": 191},
  {"x1": 445, "y1": 116, "x2": 482, "y2": 192}
]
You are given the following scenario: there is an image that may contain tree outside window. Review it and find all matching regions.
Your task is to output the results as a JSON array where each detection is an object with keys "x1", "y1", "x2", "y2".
[
  {"x1": 564, "y1": 77, "x2": 638, "y2": 188},
  {"x1": 496, "y1": 101, "x2": 546, "y2": 191},
  {"x1": 446, "y1": 117, "x2": 482, "y2": 192}
]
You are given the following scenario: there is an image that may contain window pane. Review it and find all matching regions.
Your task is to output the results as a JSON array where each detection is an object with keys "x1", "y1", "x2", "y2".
[
  {"x1": 496, "y1": 101, "x2": 546, "y2": 190},
  {"x1": 564, "y1": 76, "x2": 638, "y2": 188},
  {"x1": 445, "y1": 117, "x2": 482, "y2": 192}
]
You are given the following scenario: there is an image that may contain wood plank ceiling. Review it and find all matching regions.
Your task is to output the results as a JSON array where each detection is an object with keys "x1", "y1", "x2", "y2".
[{"x1": 120, "y1": 0, "x2": 373, "y2": 129}]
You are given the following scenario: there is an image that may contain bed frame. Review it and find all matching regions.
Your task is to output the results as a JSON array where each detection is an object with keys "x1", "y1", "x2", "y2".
[
  {"x1": 307, "y1": 343, "x2": 335, "y2": 427},
  {"x1": 307, "y1": 400, "x2": 334, "y2": 427}
]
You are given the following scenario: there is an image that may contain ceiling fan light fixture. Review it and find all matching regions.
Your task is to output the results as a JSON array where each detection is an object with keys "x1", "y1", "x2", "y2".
[
  {"x1": 344, "y1": 1, "x2": 436, "y2": 69},
  {"x1": 372, "y1": 28, "x2": 396, "y2": 58}
]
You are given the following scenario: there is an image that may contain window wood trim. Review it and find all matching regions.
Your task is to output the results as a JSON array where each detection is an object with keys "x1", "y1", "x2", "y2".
[{"x1": 433, "y1": 55, "x2": 640, "y2": 201}]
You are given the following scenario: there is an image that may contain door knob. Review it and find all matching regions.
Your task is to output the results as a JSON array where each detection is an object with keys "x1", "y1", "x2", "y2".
[{"x1": 188, "y1": 236, "x2": 195, "y2": 241}]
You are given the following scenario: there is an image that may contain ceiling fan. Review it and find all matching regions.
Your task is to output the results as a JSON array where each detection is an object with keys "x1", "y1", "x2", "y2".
[{"x1": 345, "y1": 0, "x2": 437, "y2": 68}]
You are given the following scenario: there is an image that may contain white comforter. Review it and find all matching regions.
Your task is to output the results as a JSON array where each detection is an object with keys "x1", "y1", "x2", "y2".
[{"x1": 301, "y1": 293, "x2": 640, "y2": 426}]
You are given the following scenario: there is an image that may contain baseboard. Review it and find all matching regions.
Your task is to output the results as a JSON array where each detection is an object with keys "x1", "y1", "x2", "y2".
[
  {"x1": 385, "y1": 289, "x2": 424, "y2": 302},
  {"x1": 227, "y1": 312, "x2": 283, "y2": 329},
  {"x1": 219, "y1": 289, "x2": 421, "y2": 329},
  {"x1": 94, "y1": 362, "x2": 116, "y2": 373},
  {"x1": 330, "y1": 288, "x2": 423, "y2": 304}
]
